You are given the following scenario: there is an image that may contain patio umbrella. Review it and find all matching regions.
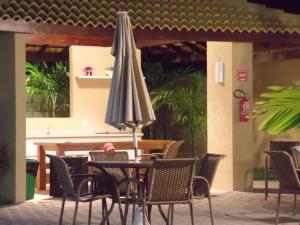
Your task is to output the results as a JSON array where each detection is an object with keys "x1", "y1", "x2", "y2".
[{"x1": 105, "y1": 11, "x2": 156, "y2": 159}]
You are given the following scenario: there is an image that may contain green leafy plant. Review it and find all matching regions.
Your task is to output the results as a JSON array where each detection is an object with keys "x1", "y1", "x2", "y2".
[
  {"x1": 150, "y1": 67, "x2": 207, "y2": 156},
  {"x1": 254, "y1": 82, "x2": 300, "y2": 135},
  {"x1": 26, "y1": 61, "x2": 69, "y2": 117},
  {"x1": 142, "y1": 62, "x2": 169, "y2": 92}
]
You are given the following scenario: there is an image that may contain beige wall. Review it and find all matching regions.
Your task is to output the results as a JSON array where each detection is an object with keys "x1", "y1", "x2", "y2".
[
  {"x1": 70, "y1": 46, "x2": 115, "y2": 131},
  {"x1": 207, "y1": 42, "x2": 253, "y2": 191},
  {"x1": 253, "y1": 59, "x2": 300, "y2": 168},
  {"x1": 27, "y1": 46, "x2": 141, "y2": 135},
  {"x1": 0, "y1": 32, "x2": 26, "y2": 203}
]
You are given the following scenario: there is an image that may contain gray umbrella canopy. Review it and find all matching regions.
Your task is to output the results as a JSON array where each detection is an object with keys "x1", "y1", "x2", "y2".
[{"x1": 105, "y1": 12, "x2": 156, "y2": 156}]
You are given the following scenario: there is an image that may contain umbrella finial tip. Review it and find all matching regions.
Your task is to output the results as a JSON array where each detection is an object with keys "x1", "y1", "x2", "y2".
[{"x1": 117, "y1": 11, "x2": 128, "y2": 15}]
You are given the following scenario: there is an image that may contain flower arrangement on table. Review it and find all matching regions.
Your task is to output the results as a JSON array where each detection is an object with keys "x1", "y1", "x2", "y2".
[{"x1": 103, "y1": 143, "x2": 115, "y2": 153}]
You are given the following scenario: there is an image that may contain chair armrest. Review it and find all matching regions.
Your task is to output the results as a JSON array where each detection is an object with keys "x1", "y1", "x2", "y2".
[
  {"x1": 194, "y1": 176, "x2": 209, "y2": 185},
  {"x1": 138, "y1": 153, "x2": 160, "y2": 160},
  {"x1": 139, "y1": 153, "x2": 166, "y2": 160},
  {"x1": 193, "y1": 176, "x2": 210, "y2": 198},
  {"x1": 151, "y1": 153, "x2": 166, "y2": 158},
  {"x1": 71, "y1": 173, "x2": 101, "y2": 179}
]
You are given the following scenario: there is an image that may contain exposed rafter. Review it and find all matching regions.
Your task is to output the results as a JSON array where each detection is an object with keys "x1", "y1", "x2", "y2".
[{"x1": 3, "y1": 19, "x2": 300, "y2": 46}]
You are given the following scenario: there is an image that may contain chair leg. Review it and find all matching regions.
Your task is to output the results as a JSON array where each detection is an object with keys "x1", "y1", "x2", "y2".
[
  {"x1": 88, "y1": 201, "x2": 92, "y2": 225},
  {"x1": 171, "y1": 204, "x2": 175, "y2": 225},
  {"x1": 158, "y1": 204, "x2": 168, "y2": 224},
  {"x1": 124, "y1": 203, "x2": 129, "y2": 225},
  {"x1": 167, "y1": 204, "x2": 172, "y2": 225},
  {"x1": 102, "y1": 199, "x2": 110, "y2": 225},
  {"x1": 275, "y1": 190, "x2": 281, "y2": 225},
  {"x1": 207, "y1": 192, "x2": 214, "y2": 225},
  {"x1": 73, "y1": 201, "x2": 79, "y2": 225},
  {"x1": 265, "y1": 162, "x2": 269, "y2": 200},
  {"x1": 189, "y1": 203, "x2": 194, "y2": 225},
  {"x1": 294, "y1": 194, "x2": 297, "y2": 216},
  {"x1": 147, "y1": 205, "x2": 152, "y2": 224},
  {"x1": 100, "y1": 202, "x2": 115, "y2": 225},
  {"x1": 116, "y1": 198, "x2": 125, "y2": 225},
  {"x1": 59, "y1": 197, "x2": 66, "y2": 225},
  {"x1": 132, "y1": 204, "x2": 136, "y2": 224},
  {"x1": 141, "y1": 202, "x2": 151, "y2": 225}
]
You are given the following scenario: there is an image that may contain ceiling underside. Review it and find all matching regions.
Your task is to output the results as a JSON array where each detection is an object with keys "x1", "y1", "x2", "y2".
[{"x1": 27, "y1": 41, "x2": 300, "y2": 64}]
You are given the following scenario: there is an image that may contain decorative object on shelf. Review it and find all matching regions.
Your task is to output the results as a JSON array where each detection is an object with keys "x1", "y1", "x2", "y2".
[
  {"x1": 83, "y1": 66, "x2": 93, "y2": 76},
  {"x1": 103, "y1": 143, "x2": 115, "y2": 153},
  {"x1": 105, "y1": 66, "x2": 113, "y2": 77}
]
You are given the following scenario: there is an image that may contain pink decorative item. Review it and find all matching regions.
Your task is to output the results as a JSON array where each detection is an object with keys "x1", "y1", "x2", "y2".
[
  {"x1": 103, "y1": 143, "x2": 115, "y2": 153},
  {"x1": 84, "y1": 66, "x2": 93, "y2": 76}
]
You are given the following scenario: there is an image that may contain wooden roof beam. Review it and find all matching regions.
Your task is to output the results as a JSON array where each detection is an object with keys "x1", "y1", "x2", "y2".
[
  {"x1": 38, "y1": 45, "x2": 48, "y2": 58},
  {"x1": 3, "y1": 19, "x2": 300, "y2": 45},
  {"x1": 26, "y1": 51, "x2": 68, "y2": 62},
  {"x1": 166, "y1": 44, "x2": 190, "y2": 56},
  {"x1": 254, "y1": 49, "x2": 300, "y2": 63},
  {"x1": 184, "y1": 42, "x2": 206, "y2": 52},
  {"x1": 26, "y1": 33, "x2": 177, "y2": 48}
]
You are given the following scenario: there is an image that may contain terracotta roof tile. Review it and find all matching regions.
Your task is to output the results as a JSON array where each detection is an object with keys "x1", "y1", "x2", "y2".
[{"x1": 1, "y1": 0, "x2": 300, "y2": 33}]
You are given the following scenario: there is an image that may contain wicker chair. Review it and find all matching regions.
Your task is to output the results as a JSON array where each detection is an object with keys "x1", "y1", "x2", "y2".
[
  {"x1": 193, "y1": 153, "x2": 225, "y2": 225},
  {"x1": 142, "y1": 158, "x2": 197, "y2": 225},
  {"x1": 265, "y1": 141, "x2": 299, "y2": 200},
  {"x1": 46, "y1": 154, "x2": 123, "y2": 225},
  {"x1": 89, "y1": 151, "x2": 137, "y2": 224},
  {"x1": 290, "y1": 146, "x2": 300, "y2": 168},
  {"x1": 89, "y1": 151, "x2": 129, "y2": 181},
  {"x1": 139, "y1": 140, "x2": 184, "y2": 160},
  {"x1": 154, "y1": 140, "x2": 184, "y2": 159},
  {"x1": 265, "y1": 151, "x2": 300, "y2": 225}
]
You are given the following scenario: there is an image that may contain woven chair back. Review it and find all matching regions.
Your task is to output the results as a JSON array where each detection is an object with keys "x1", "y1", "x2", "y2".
[
  {"x1": 269, "y1": 141, "x2": 299, "y2": 169},
  {"x1": 164, "y1": 140, "x2": 184, "y2": 159},
  {"x1": 46, "y1": 154, "x2": 76, "y2": 198},
  {"x1": 147, "y1": 158, "x2": 197, "y2": 203},
  {"x1": 89, "y1": 151, "x2": 129, "y2": 177},
  {"x1": 194, "y1": 153, "x2": 225, "y2": 196},
  {"x1": 266, "y1": 151, "x2": 300, "y2": 190},
  {"x1": 291, "y1": 146, "x2": 300, "y2": 168}
]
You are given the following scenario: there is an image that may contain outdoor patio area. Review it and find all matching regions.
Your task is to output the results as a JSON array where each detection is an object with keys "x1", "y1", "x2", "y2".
[{"x1": 1, "y1": 191, "x2": 300, "y2": 225}]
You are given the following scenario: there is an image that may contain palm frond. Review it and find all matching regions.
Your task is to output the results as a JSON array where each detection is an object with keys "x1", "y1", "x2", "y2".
[{"x1": 254, "y1": 83, "x2": 300, "y2": 134}]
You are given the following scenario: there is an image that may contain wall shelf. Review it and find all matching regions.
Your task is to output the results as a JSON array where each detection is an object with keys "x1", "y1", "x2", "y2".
[{"x1": 76, "y1": 75, "x2": 112, "y2": 80}]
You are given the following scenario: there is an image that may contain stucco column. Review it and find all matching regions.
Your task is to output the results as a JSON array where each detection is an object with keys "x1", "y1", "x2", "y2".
[
  {"x1": 0, "y1": 32, "x2": 26, "y2": 203},
  {"x1": 207, "y1": 42, "x2": 253, "y2": 191}
]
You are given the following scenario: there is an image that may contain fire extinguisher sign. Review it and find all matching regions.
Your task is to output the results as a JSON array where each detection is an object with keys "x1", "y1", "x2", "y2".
[{"x1": 238, "y1": 68, "x2": 248, "y2": 81}]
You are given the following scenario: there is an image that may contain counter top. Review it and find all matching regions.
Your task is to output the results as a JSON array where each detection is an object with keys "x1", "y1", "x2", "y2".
[{"x1": 26, "y1": 129, "x2": 142, "y2": 139}]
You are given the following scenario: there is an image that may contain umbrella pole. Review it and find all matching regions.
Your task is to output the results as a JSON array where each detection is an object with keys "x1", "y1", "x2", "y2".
[{"x1": 133, "y1": 127, "x2": 138, "y2": 160}]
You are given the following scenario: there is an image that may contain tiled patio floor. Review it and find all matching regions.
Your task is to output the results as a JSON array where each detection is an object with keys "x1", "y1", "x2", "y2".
[{"x1": 1, "y1": 190, "x2": 300, "y2": 225}]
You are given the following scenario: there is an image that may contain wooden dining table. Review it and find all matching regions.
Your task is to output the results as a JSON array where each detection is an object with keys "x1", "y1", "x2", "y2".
[{"x1": 34, "y1": 139, "x2": 173, "y2": 190}]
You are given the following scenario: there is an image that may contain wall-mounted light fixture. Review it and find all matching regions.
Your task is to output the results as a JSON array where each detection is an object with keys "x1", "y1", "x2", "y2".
[{"x1": 215, "y1": 61, "x2": 224, "y2": 84}]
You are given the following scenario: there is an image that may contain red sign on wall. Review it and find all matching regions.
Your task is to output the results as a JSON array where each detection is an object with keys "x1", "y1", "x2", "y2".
[{"x1": 238, "y1": 68, "x2": 248, "y2": 81}]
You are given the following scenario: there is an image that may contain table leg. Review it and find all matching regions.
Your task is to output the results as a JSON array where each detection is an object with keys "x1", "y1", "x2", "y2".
[{"x1": 37, "y1": 146, "x2": 46, "y2": 190}]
